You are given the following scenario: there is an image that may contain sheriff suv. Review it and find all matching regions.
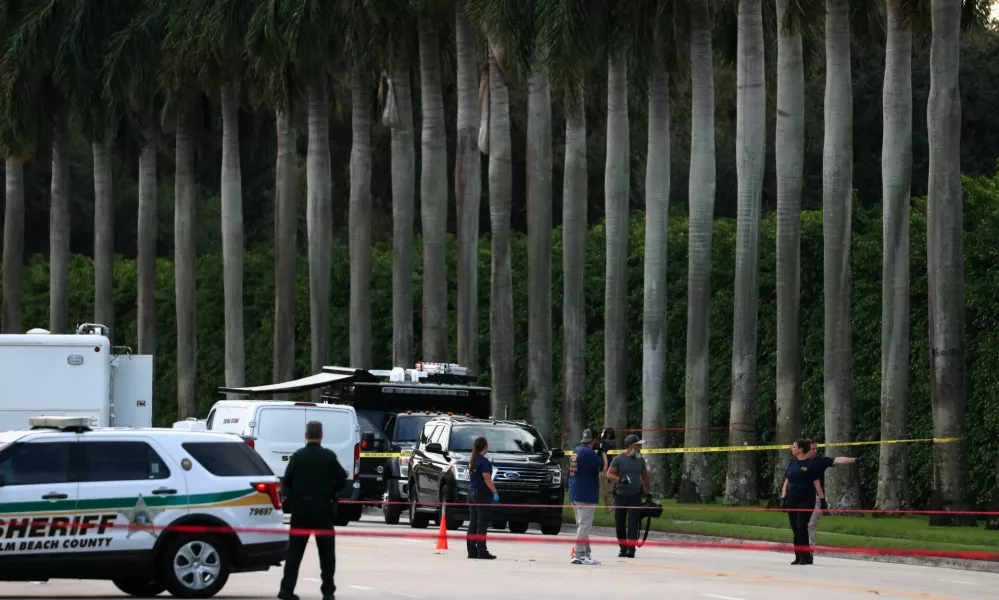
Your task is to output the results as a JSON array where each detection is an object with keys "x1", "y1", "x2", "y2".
[
  {"x1": 407, "y1": 415, "x2": 565, "y2": 535},
  {"x1": 0, "y1": 416, "x2": 287, "y2": 599}
]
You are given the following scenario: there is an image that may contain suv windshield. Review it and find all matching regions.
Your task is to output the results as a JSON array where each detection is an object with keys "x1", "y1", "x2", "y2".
[
  {"x1": 449, "y1": 424, "x2": 547, "y2": 454},
  {"x1": 394, "y1": 415, "x2": 432, "y2": 443}
]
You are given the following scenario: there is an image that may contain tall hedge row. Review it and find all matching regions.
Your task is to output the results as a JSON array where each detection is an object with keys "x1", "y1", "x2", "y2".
[{"x1": 5, "y1": 172, "x2": 998, "y2": 509}]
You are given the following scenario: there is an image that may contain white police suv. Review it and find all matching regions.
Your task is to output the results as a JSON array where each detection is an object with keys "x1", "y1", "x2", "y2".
[{"x1": 0, "y1": 416, "x2": 287, "y2": 598}]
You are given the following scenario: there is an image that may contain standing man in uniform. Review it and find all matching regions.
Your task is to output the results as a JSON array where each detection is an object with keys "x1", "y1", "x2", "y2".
[
  {"x1": 597, "y1": 428, "x2": 616, "y2": 514},
  {"x1": 569, "y1": 429, "x2": 603, "y2": 565},
  {"x1": 805, "y1": 439, "x2": 855, "y2": 557},
  {"x1": 279, "y1": 420, "x2": 348, "y2": 600},
  {"x1": 606, "y1": 434, "x2": 650, "y2": 558}
]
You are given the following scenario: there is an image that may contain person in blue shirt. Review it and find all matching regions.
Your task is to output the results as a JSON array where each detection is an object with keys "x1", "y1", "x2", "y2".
[
  {"x1": 466, "y1": 436, "x2": 498, "y2": 560},
  {"x1": 805, "y1": 439, "x2": 856, "y2": 555},
  {"x1": 779, "y1": 438, "x2": 826, "y2": 565},
  {"x1": 568, "y1": 429, "x2": 603, "y2": 565}
]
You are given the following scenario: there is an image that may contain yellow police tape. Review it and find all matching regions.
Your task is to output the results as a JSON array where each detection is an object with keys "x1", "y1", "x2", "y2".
[{"x1": 359, "y1": 437, "x2": 961, "y2": 459}]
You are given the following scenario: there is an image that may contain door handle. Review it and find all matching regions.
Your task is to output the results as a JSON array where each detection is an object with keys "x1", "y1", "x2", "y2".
[
  {"x1": 152, "y1": 488, "x2": 177, "y2": 495},
  {"x1": 42, "y1": 492, "x2": 68, "y2": 500}
]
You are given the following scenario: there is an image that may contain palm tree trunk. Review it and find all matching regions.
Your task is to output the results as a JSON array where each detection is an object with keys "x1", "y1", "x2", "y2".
[
  {"x1": 681, "y1": 0, "x2": 716, "y2": 503},
  {"x1": 273, "y1": 109, "x2": 298, "y2": 385},
  {"x1": 488, "y1": 47, "x2": 514, "y2": 419},
  {"x1": 455, "y1": 3, "x2": 481, "y2": 374},
  {"x1": 307, "y1": 74, "x2": 332, "y2": 400},
  {"x1": 724, "y1": 0, "x2": 764, "y2": 506},
  {"x1": 93, "y1": 133, "x2": 115, "y2": 336},
  {"x1": 643, "y1": 67, "x2": 670, "y2": 496},
  {"x1": 877, "y1": 1, "x2": 912, "y2": 512},
  {"x1": 527, "y1": 68, "x2": 553, "y2": 443},
  {"x1": 349, "y1": 66, "x2": 372, "y2": 369},
  {"x1": 137, "y1": 122, "x2": 157, "y2": 356},
  {"x1": 603, "y1": 51, "x2": 629, "y2": 433},
  {"x1": 926, "y1": 0, "x2": 972, "y2": 525},
  {"x1": 772, "y1": 0, "x2": 805, "y2": 497},
  {"x1": 220, "y1": 81, "x2": 245, "y2": 391},
  {"x1": 988, "y1": 450, "x2": 999, "y2": 530},
  {"x1": 822, "y1": 0, "x2": 861, "y2": 510},
  {"x1": 2, "y1": 160, "x2": 25, "y2": 334},
  {"x1": 175, "y1": 107, "x2": 197, "y2": 420},
  {"x1": 418, "y1": 17, "x2": 448, "y2": 362},
  {"x1": 560, "y1": 87, "x2": 587, "y2": 447},
  {"x1": 50, "y1": 117, "x2": 70, "y2": 334},
  {"x1": 392, "y1": 54, "x2": 416, "y2": 367}
]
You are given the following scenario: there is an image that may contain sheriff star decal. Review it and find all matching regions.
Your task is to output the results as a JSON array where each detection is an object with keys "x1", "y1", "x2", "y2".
[{"x1": 118, "y1": 495, "x2": 164, "y2": 539}]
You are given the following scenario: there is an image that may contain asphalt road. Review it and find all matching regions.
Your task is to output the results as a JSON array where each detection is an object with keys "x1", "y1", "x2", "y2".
[{"x1": 3, "y1": 511, "x2": 996, "y2": 600}]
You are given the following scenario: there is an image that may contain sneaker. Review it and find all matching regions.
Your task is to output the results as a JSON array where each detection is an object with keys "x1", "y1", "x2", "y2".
[
  {"x1": 571, "y1": 555, "x2": 586, "y2": 564},
  {"x1": 583, "y1": 556, "x2": 601, "y2": 565}
]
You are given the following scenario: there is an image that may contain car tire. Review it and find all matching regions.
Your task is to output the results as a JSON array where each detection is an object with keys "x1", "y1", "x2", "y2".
[
  {"x1": 333, "y1": 512, "x2": 350, "y2": 527},
  {"x1": 112, "y1": 576, "x2": 166, "y2": 597},
  {"x1": 508, "y1": 521, "x2": 529, "y2": 534},
  {"x1": 540, "y1": 522, "x2": 562, "y2": 536},
  {"x1": 491, "y1": 520, "x2": 506, "y2": 530},
  {"x1": 159, "y1": 534, "x2": 231, "y2": 599},
  {"x1": 409, "y1": 490, "x2": 430, "y2": 529},
  {"x1": 384, "y1": 501, "x2": 403, "y2": 525}
]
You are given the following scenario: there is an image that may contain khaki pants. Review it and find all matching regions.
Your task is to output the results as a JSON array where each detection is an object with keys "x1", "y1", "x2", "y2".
[
  {"x1": 572, "y1": 502, "x2": 595, "y2": 557},
  {"x1": 599, "y1": 475, "x2": 614, "y2": 514},
  {"x1": 807, "y1": 495, "x2": 822, "y2": 547}
]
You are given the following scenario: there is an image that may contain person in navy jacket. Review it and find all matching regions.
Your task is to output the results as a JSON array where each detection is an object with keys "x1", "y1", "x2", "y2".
[
  {"x1": 466, "y1": 436, "x2": 498, "y2": 560},
  {"x1": 779, "y1": 438, "x2": 827, "y2": 565},
  {"x1": 569, "y1": 429, "x2": 603, "y2": 565}
]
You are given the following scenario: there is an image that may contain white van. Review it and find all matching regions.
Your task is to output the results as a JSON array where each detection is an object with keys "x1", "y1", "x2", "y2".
[{"x1": 203, "y1": 400, "x2": 363, "y2": 524}]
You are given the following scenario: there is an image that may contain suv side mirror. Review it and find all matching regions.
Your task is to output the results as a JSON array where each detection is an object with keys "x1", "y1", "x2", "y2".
[
  {"x1": 362, "y1": 431, "x2": 377, "y2": 449},
  {"x1": 549, "y1": 448, "x2": 565, "y2": 461},
  {"x1": 425, "y1": 443, "x2": 444, "y2": 455}
]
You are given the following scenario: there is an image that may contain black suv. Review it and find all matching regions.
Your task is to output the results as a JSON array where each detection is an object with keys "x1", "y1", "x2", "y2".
[{"x1": 407, "y1": 416, "x2": 565, "y2": 535}]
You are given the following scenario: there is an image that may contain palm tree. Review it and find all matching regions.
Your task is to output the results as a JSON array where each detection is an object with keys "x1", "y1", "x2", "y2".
[
  {"x1": 681, "y1": 0, "x2": 717, "y2": 503},
  {"x1": 414, "y1": 3, "x2": 449, "y2": 363},
  {"x1": 926, "y1": 0, "x2": 972, "y2": 524},
  {"x1": 772, "y1": 0, "x2": 816, "y2": 497},
  {"x1": 343, "y1": 0, "x2": 374, "y2": 369},
  {"x1": 455, "y1": 0, "x2": 482, "y2": 375},
  {"x1": 822, "y1": 0, "x2": 862, "y2": 510},
  {"x1": 603, "y1": 4, "x2": 632, "y2": 434},
  {"x1": 2, "y1": 159, "x2": 24, "y2": 334},
  {"x1": 537, "y1": 0, "x2": 599, "y2": 446},
  {"x1": 103, "y1": 0, "x2": 166, "y2": 358},
  {"x1": 877, "y1": 0, "x2": 915, "y2": 512},
  {"x1": 724, "y1": 0, "x2": 765, "y2": 506}
]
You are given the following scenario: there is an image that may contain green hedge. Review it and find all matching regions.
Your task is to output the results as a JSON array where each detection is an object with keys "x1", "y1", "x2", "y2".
[{"x1": 5, "y1": 171, "x2": 998, "y2": 510}]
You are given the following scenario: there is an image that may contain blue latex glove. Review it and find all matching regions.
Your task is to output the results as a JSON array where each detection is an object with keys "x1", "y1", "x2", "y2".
[{"x1": 492, "y1": 492, "x2": 500, "y2": 502}]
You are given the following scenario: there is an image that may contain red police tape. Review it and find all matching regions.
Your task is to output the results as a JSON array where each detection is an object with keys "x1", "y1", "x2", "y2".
[
  {"x1": 340, "y1": 499, "x2": 999, "y2": 516},
  {"x1": 4, "y1": 517, "x2": 996, "y2": 562}
]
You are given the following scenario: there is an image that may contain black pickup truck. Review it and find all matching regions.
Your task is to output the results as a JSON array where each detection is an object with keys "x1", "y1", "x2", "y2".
[{"x1": 408, "y1": 415, "x2": 565, "y2": 535}]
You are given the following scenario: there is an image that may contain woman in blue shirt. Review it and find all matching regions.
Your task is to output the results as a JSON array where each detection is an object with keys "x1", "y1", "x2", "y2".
[
  {"x1": 779, "y1": 438, "x2": 826, "y2": 565},
  {"x1": 466, "y1": 436, "x2": 498, "y2": 559}
]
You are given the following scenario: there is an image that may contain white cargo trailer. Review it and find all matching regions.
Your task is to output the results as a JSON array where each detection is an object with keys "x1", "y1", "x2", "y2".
[{"x1": 0, "y1": 323, "x2": 153, "y2": 432}]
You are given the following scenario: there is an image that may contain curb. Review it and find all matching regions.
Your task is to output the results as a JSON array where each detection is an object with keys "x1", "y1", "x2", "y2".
[{"x1": 557, "y1": 519, "x2": 999, "y2": 573}]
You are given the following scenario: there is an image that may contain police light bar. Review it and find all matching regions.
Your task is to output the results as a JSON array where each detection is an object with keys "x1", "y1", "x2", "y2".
[{"x1": 415, "y1": 362, "x2": 469, "y2": 376}]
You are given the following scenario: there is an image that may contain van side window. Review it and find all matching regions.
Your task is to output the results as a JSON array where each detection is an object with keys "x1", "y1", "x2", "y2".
[
  {"x1": 0, "y1": 442, "x2": 73, "y2": 485},
  {"x1": 78, "y1": 441, "x2": 171, "y2": 482}
]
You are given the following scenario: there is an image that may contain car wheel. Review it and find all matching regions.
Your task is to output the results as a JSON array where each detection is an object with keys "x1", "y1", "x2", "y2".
[
  {"x1": 508, "y1": 521, "x2": 529, "y2": 534},
  {"x1": 409, "y1": 489, "x2": 430, "y2": 529},
  {"x1": 540, "y1": 522, "x2": 562, "y2": 536},
  {"x1": 491, "y1": 520, "x2": 506, "y2": 530},
  {"x1": 159, "y1": 534, "x2": 230, "y2": 599},
  {"x1": 112, "y1": 576, "x2": 166, "y2": 597},
  {"x1": 333, "y1": 511, "x2": 350, "y2": 527},
  {"x1": 384, "y1": 499, "x2": 403, "y2": 525}
]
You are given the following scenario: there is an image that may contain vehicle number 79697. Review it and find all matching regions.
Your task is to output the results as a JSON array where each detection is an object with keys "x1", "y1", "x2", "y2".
[{"x1": 249, "y1": 507, "x2": 273, "y2": 516}]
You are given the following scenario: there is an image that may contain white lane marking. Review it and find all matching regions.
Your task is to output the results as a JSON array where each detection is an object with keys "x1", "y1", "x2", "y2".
[
  {"x1": 941, "y1": 580, "x2": 979, "y2": 586},
  {"x1": 390, "y1": 592, "x2": 424, "y2": 599},
  {"x1": 349, "y1": 585, "x2": 375, "y2": 591},
  {"x1": 302, "y1": 578, "x2": 322, "y2": 583},
  {"x1": 702, "y1": 595, "x2": 746, "y2": 600},
  {"x1": 655, "y1": 549, "x2": 687, "y2": 555}
]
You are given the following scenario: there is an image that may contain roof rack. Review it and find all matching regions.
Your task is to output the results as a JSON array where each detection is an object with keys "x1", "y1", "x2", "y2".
[{"x1": 28, "y1": 415, "x2": 93, "y2": 433}]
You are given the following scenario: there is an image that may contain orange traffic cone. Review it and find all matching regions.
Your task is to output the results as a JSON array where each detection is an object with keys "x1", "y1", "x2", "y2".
[
  {"x1": 570, "y1": 547, "x2": 575, "y2": 558},
  {"x1": 435, "y1": 503, "x2": 449, "y2": 551}
]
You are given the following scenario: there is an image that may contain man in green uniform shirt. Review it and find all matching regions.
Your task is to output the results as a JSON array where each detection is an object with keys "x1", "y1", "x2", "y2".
[{"x1": 278, "y1": 420, "x2": 348, "y2": 600}]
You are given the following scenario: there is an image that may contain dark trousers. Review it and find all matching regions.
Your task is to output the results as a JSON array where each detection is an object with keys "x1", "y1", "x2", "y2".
[
  {"x1": 466, "y1": 487, "x2": 493, "y2": 556},
  {"x1": 786, "y1": 492, "x2": 815, "y2": 562},
  {"x1": 614, "y1": 493, "x2": 643, "y2": 554},
  {"x1": 281, "y1": 502, "x2": 336, "y2": 597}
]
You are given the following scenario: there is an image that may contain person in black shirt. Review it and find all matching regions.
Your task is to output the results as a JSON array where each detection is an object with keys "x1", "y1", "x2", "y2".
[
  {"x1": 779, "y1": 438, "x2": 826, "y2": 565},
  {"x1": 278, "y1": 420, "x2": 348, "y2": 600}
]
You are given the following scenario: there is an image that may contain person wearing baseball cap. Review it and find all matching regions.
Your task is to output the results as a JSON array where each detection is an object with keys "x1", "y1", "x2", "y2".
[
  {"x1": 606, "y1": 434, "x2": 650, "y2": 557},
  {"x1": 568, "y1": 429, "x2": 603, "y2": 565}
]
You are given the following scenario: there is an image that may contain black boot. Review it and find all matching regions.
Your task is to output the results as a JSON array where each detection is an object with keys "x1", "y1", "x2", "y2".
[
  {"x1": 791, "y1": 552, "x2": 802, "y2": 565},
  {"x1": 618, "y1": 547, "x2": 628, "y2": 558}
]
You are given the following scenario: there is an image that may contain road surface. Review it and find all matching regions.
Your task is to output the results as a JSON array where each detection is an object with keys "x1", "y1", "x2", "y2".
[{"x1": 3, "y1": 512, "x2": 995, "y2": 599}]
